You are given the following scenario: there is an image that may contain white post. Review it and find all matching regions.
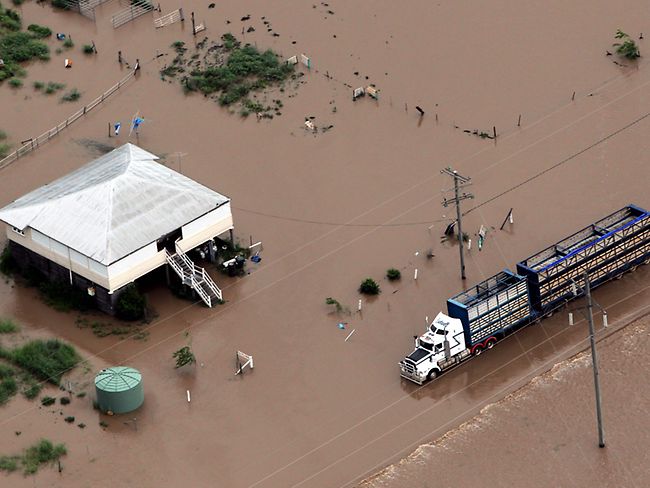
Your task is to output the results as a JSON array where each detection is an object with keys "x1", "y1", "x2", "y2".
[
  {"x1": 358, "y1": 299, "x2": 362, "y2": 312},
  {"x1": 414, "y1": 268, "x2": 418, "y2": 280},
  {"x1": 186, "y1": 390, "x2": 191, "y2": 403},
  {"x1": 467, "y1": 239, "x2": 472, "y2": 250},
  {"x1": 345, "y1": 329, "x2": 356, "y2": 342},
  {"x1": 602, "y1": 312, "x2": 608, "y2": 328},
  {"x1": 509, "y1": 210, "x2": 514, "y2": 224},
  {"x1": 568, "y1": 312, "x2": 574, "y2": 326}
]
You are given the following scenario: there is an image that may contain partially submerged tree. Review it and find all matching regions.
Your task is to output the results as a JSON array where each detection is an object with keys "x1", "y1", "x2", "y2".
[
  {"x1": 613, "y1": 29, "x2": 640, "y2": 60},
  {"x1": 173, "y1": 346, "x2": 196, "y2": 369}
]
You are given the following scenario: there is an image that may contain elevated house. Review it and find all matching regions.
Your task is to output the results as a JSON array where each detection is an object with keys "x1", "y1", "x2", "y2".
[{"x1": 0, "y1": 144, "x2": 233, "y2": 313}]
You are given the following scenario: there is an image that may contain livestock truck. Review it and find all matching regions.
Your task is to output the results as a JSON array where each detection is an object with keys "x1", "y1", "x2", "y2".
[{"x1": 399, "y1": 204, "x2": 650, "y2": 384}]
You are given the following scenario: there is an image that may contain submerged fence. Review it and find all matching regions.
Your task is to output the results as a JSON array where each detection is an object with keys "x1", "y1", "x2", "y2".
[
  {"x1": 0, "y1": 69, "x2": 137, "y2": 171},
  {"x1": 112, "y1": 2, "x2": 155, "y2": 28},
  {"x1": 56, "y1": 0, "x2": 113, "y2": 21}
]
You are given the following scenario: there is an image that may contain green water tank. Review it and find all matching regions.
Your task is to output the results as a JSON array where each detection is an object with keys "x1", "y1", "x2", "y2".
[{"x1": 94, "y1": 367, "x2": 144, "y2": 414}]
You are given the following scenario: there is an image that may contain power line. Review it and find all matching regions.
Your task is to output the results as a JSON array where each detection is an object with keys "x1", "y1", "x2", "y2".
[
  {"x1": 464, "y1": 111, "x2": 650, "y2": 216},
  {"x1": 232, "y1": 206, "x2": 450, "y2": 228}
]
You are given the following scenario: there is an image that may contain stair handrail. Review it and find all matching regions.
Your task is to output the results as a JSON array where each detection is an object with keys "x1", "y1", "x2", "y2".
[
  {"x1": 175, "y1": 240, "x2": 223, "y2": 301},
  {"x1": 165, "y1": 249, "x2": 185, "y2": 278},
  {"x1": 190, "y1": 274, "x2": 211, "y2": 307},
  {"x1": 201, "y1": 268, "x2": 222, "y2": 301}
]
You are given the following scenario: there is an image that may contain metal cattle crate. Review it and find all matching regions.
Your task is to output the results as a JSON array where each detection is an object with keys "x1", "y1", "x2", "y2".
[
  {"x1": 447, "y1": 270, "x2": 531, "y2": 347},
  {"x1": 517, "y1": 204, "x2": 650, "y2": 314}
]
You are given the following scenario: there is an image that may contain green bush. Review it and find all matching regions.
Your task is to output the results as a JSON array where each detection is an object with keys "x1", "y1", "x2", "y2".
[
  {"x1": 59, "y1": 396, "x2": 70, "y2": 405},
  {"x1": 222, "y1": 33, "x2": 238, "y2": 50},
  {"x1": 64, "y1": 415, "x2": 74, "y2": 423},
  {"x1": 0, "y1": 6, "x2": 21, "y2": 31},
  {"x1": 0, "y1": 365, "x2": 18, "y2": 405},
  {"x1": 63, "y1": 37, "x2": 73, "y2": 49},
  {"x1": 60, "y1": 87, "x2": 80, "y2": 102},
  {"x1": 358, "y1": 278, "x2": 381, "y2": 295},
  {"x1": 115, "y1": 284, "x2": 146, "y2": 321},
  {"x1": 33, "y1": 80, "x2": 44, "y2": 90},
  {"x1": 38, "y1": 280, "x2": 94, "y2": 312},
  {"x1": 0, "y1": 142, "x2": 9, "y2": 158},
  {"x1": 0, "y1": 130, "x2": 6, "y2": 140},
  {"x1": 0, "y1": 32, "x2": 49, "y2": 63},
  {"x1": 386, "y1": 268, "x2": 401, "y2": 281},
  {"x1": 82, "y1": 44, "x2": 94, "y2": 54},
  {"x1": 173, "y1": 345, "x2": 196, "y2": 368},
  {"x1": 21, "y1": 439, "x2": 66, "y2": 475},
  {"x1": 0, "y1": 244, "x2": 17, "y2": 275},
  {"x1": 8, "y1": 77, "x2": 21, "y2": 88},
  {"x1": 0, "y1": 455, "x2": 18, "y2": 472},
  {"x1": 27, "y1": 24, "x2": 52, "y2": 38},
  {"x1": 175, "y1": 36, "x2": 294, "y2": 109},
  {"x1": 41, "y1": 396, "x2": 56, "y2": 406},
  {"x1": 44, "y1": 81, "x2": 65, "y2": 94},
  {"x1": 0, "y1": 318, "x2": 19, "y2": 333},
  {"x1": 10, "y1": 339, "x2": 80, "y2": 385},
  {"x1": 613, "y1": 30, "x2": 640, "y2": 59},
  {"x1": 22, "y1": 380, "x2": 41, "y2": 399},
  {"x1": 325, "y1": 297, "x2": 343, "y2": 312},
  {"x1": 11, "y1": 0, "x2": 24, "y2": 5}
]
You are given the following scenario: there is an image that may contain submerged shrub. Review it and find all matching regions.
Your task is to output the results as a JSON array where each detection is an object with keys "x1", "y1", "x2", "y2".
[
  {"x1": 115, "y1": 284, "x2": 146, "y2": 321},
  {"x1": 613, "y1": 30, "x2": 640, "y2": 59},
  {"x1": 386, "y1": 268, "x2": 401, "y2": 281},
  {"x1": 27, "y1": 24, "x2": 52, "y2": 38},
  {"x1": 60, "y1": 88, "x2": 80, "y2": 102},
  {"x1": 359, "y1": 278, "x2": 381, "y2": 295}
]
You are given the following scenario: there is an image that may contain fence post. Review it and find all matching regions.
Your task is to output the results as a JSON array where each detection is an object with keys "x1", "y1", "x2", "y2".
[{"x1": 83, "y1": 106, "x2": 87, "y2": 115}]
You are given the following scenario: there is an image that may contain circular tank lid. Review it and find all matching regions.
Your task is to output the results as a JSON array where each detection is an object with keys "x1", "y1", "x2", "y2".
[{"x1": 95, "y1": 366, "x2": 142, "y2": 392}]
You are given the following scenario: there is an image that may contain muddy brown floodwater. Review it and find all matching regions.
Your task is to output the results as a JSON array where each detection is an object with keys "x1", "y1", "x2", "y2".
[{"x1": 0, "y1": 1, "x2": 649, "y2": 487}]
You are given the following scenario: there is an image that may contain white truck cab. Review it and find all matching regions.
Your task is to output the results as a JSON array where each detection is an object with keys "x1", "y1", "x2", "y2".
[{"x1": 399, "y1": 312, "x2": 469, "y2": 384}]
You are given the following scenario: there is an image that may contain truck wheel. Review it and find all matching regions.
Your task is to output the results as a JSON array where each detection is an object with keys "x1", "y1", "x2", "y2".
[
  {"x1": 427, "y1": 370, "x2": 438, "y2": 381},
  {"x1": 472, "y1": 345, "x2": 483, "y2": 356},
  {"x1": 486, "y1": 338, "x2": 497, "y2": 349}
]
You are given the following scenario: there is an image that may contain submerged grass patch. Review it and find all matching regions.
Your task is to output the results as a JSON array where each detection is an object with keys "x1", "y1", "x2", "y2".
[
  {"x1": 0, "y1": 439, "x2": 67, "y2": 475},
  {"x1": 0, "y1": 4, "x2": 50, "y2": 82},
  {"x1": 0, "y1": 364, "x2": 17, "y2": 405},
  {"x1": 163, "y1": 33, "x2": 295, "y2": 115},
  {"x1": 9, "y1": 339, "x2": 80, "y2": 385},
  {"x1": 0, "y1": 318, "x2": 19, "y2": 333}
]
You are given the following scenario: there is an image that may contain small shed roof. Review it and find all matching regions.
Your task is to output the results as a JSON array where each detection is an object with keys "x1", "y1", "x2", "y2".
[{"x1": 0, "y1": 144, "x2": 229, "y2": 265}]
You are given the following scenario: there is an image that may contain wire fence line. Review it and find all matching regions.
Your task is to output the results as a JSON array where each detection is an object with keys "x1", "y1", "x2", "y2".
[{"x1": 0, "y1": 69, "x2": 137, "y2": 171}]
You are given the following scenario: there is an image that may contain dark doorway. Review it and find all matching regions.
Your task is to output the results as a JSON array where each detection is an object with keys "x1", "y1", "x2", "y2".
[{"x1": 157, "y1": 228, "x2": 183, "y2": 253}]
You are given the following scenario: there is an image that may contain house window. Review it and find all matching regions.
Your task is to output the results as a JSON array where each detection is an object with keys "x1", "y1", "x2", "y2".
[{"x1": 11, "y1": 227, "x2": 25, "y2": 236}]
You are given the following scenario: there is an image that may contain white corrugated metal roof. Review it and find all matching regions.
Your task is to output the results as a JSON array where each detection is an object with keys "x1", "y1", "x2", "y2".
[{"x1": 0, "y1": 144, "x2": 229, "y2": 265}]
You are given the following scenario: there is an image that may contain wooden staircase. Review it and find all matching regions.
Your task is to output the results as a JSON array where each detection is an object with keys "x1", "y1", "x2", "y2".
[{"x1": 165, "y1": 247, "x2": 222, "y2": 307}]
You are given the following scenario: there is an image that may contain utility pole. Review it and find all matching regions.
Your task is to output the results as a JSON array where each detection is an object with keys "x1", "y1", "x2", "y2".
[
  {"x1": 441, "y1": 167, "x2": 473, "y2": 280},
  {"x1": 585, "y1": 271, "x2": 606, "y2": 448}
]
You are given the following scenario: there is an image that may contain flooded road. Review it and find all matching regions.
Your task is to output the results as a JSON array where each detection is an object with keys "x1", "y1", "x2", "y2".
[
  {"x1": 0, "y1": 1, "x2": 649, "y2": 486},
  {"x1": 360, "y1": 313, "x2": 650, "y2": 488}
]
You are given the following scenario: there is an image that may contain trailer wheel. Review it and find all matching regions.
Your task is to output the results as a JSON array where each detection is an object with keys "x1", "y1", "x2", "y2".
[
  {"x1": 472, "y1": 345, "x2": 483, "y2": 356},
  {"x1": 485, "y1": 338, "x2": 497, "y2": 349},
  {"x1": 427, "y1": 370, "x2": 438, "y2": 381}
]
